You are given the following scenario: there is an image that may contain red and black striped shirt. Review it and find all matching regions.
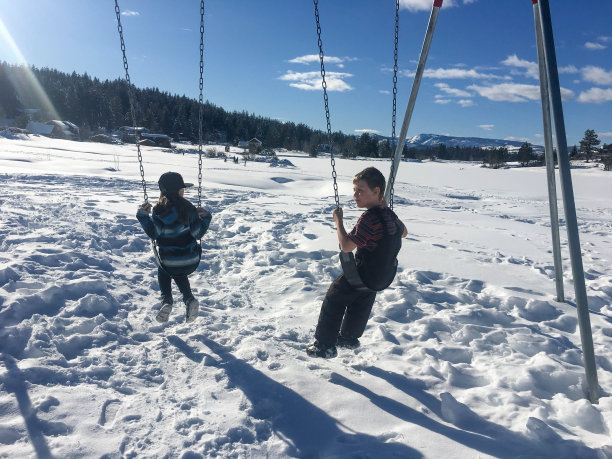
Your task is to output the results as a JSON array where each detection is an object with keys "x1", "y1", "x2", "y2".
[{"x1": 348, "y1": 206, "x2": 404, "y2": 251}]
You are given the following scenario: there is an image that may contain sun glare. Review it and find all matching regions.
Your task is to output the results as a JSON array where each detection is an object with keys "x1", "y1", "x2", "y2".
[{"x1": 0, "y1": 16, "x2": 60, "y2": 120}]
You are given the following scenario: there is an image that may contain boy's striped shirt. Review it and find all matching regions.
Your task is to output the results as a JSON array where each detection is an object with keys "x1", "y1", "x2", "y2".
[{"x1": 348, "y1": 206, "x2": 404, "y2": 250}]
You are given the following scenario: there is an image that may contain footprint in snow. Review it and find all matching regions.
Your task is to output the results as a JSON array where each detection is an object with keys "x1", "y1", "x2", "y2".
[{"x1": 98, "y1": 399, "x2": 121, "y2": 426}]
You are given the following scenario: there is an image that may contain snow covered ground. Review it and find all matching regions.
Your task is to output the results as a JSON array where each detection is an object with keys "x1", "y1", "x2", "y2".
[{"x1": 0, "y1": 134, "x2": 611, "y2": 458}]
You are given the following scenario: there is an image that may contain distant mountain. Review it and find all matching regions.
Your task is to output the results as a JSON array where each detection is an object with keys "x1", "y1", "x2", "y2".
[{"x1": 375, "y1": 133, "x2": 543, "y2": 152}]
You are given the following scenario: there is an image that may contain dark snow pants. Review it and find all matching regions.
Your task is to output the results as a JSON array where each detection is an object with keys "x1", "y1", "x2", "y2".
[
  {"x1": 158, "y1": 267, "x2": 194, "y2": 305},
  {"x1": 314, "y1": 274, "x2": 377, "y2": 346}
]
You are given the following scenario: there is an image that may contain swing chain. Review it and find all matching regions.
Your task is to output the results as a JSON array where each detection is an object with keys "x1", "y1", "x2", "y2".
[
  {"x1": 114, "y1": 0, "x2": 148, "y2": 204},
  {"x1": 198, "y1": 0, "x2": 205, "y2": 208},
  {"x1": 313, "y1": 0, "x2": 339, "y2": 209},
  {"x1": 388, "y1": 0, "x2": 400, "y2": 210}
]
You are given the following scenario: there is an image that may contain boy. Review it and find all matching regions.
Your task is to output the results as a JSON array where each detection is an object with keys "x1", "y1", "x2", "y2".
[{"x1": 307, "y1": 167, "x2": 407, "y2": 358}]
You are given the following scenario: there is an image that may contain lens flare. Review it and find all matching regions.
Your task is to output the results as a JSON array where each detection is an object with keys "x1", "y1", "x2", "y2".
[{"x1": 0, "y1": 17, "x2": 60, "y2": 121}]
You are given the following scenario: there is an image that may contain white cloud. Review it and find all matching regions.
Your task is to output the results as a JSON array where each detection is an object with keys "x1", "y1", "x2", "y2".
[
  {"x1": 355, "y1": 129, "x2": 379, "y2": 134},
  {"x1": 403, "y1": 67, "x2": 505, "y2": 79},
  {"x1": 585, "y1": 42, "x2": 606, "y2": 50},
  {"x1": 434, "y1": 83, "x2": 472, "y2": 98},
  {"x1": 581, "y1": 66, "x2": 612, "y2": 86},
  {"x1": 479, "y1": 124, "x2": 494, "y2": 131},
  {"x1": 468, "y1": 83, "x2": 539, "y2": 102},
  {"x1": 496, "y1": 56, "x2": 578, "y2": 80},
  {"x1": 598, "y1": 131, "x2": 612, "y2": 139},
  {"x1": 434, "y1": 93, "x2": 474, "y2": 107},
  {"x1": 288, "y1": 54, "x2": 357, "y2": 66},
  {"x1": 598, "y1": 36, "x2": 612, "y2": 43},
  {"x1": 467, "y1": 83, "x2": 574, "y2": 102},
  {"x1": 559, "y1": 65, "x2": 579, "y2": 74},
  {"x1": 577, "y1": 87, "x2": 612, "y2": 103},
  {"x1": 121, "y1": 10, "x2": 140, "y2": 16},
  {"x1": 279, "y1": 70, "x2": 353, "y2": 92},
  {"x1": 501, "y1": 54, "x2": 539, "y2": 79},
  {"x1": 379, "y1": 89, "x2": 391, "y2": 95},
  {"x1": 399, "y1": 0, "x2": 458, "y2": 12}
]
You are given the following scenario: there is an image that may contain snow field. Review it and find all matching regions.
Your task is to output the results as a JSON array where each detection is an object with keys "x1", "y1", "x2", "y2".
[{"x1": 0, "y1": 135, "x2": 611, "y2": 457}]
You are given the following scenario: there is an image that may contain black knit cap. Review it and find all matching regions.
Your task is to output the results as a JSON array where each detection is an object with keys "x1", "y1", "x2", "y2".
[{"x1": 158, "y1": 172, "x2": 193, "y2": 193}]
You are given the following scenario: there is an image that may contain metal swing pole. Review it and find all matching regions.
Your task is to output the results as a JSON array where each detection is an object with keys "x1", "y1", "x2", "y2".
[
  {"x1": 537, "y1": 0, "x2": 599, "y2": 403},
  {"x1": 532, "y1": 0, "x2": 564, "y2": 303},
  {"x1": 385, "y1": 0, "x2": 443, "y2": 203}
]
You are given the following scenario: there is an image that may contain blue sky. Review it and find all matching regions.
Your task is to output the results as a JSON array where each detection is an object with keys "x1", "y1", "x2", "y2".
[{"x1": 1, "y1": 0, "x2": 611, "y2": 146}]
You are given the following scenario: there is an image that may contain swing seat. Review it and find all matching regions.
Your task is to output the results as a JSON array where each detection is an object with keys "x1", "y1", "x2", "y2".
[
  {"x1": 339, "y1": 251, "x2": 399, "y2": 293},
  {"x1": 339, "y1": 207, "x2": 402, "y2": 293},
  {"x1": 339, "y1": 251, "x2": 375, "y2": 292},
  {"x1": 151, "y1": 240, "x2": 202, "y2": 276}
]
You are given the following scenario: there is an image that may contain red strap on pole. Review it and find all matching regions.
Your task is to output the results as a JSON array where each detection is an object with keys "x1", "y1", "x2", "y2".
[
  {"x1": 434, "y1": 0, "x2": 443, "y2": 6},
  {"x1": 532, "y1": 0, "x2": 538, "y2": 4}
]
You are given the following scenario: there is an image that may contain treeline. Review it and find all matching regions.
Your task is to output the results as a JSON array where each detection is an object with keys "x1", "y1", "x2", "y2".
[
  {"x1": 0, "y1": 62, "x2": 505, "y2": 160},
  {"x1": 0, "y1": 62, "x2": 338, "y2": 151},
  {"x1": 6, "y1": 62, "x2": 600, "y2": 166}
]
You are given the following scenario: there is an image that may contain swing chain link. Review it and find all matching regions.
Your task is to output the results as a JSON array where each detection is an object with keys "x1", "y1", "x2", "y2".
[
  {"x1": 114, "y1": 0, "x2": 148, "y2": 204},
  {"x1": 313, "y1": 0, "x2": 339, "y2": 209},
  {"x1": 388, "y1": 0, "x2": 400, "y2": 210},
  {"x1": 198, "y1": 0, "x2": 205, "y2": 208}
]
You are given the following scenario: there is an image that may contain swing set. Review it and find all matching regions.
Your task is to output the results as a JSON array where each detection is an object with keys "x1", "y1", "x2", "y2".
[{"x1": 114, "y1": 0, "x2": 599, "y2": 403}]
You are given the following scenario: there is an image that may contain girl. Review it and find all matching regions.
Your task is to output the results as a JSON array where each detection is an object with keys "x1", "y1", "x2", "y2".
[{"x1": 137, "y1": 172, "x2": 212, "y2": 323}]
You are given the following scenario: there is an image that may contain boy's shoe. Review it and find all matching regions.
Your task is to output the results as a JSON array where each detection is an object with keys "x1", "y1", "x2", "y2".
[
  {"x1": 337, "y1": 335, "x2": 360, "y2": 349},
  {"x1": 185, "y1": 297, "x2": 199, "y2": 323},
  {"x1": 156, "y1": 302, "x2": 173, "y2": 323},
  {"x1": 306, "y1": 340, "x2": 338, "y2": 358}
]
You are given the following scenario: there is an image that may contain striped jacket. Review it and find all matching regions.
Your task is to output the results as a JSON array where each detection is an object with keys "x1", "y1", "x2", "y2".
[{"x1": 137, "y1": 205, "x2": 211, "y2": 270}]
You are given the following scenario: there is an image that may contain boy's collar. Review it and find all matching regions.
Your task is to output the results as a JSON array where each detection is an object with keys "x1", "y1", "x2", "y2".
[{"x1": 365, "y1": 202, "x2": 384, "y2": 210}]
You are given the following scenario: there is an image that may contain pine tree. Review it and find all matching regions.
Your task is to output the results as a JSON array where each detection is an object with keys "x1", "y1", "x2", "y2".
[
  {"x1": 601, "y1": 143, "x2": 612, "y2": 171},
  {"x1": 579, "y1": 129, "x2": 600, "y2": 162},
  {"x1": 518, "y1": 142, "x2": 534, "y2": 167},
  {"x1": 570, "y1": 145, "x2": 578, "y2": 159},
  {"x1": 437, "y1": 143, "x2": 447, "y2": 160}
]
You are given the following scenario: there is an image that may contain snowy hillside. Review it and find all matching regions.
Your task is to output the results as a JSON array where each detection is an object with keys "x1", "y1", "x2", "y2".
[
  {"x1": 376, "y1": 133, "x2": 543, "y2": 151},
  {"x1": 0, "y1": 135, "x2": 611, "y2": 458}
]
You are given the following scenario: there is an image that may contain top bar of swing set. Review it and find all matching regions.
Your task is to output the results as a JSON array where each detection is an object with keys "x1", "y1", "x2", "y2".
[{"x1": 385, "y1": 0, "x2": 443, "y2": 203}]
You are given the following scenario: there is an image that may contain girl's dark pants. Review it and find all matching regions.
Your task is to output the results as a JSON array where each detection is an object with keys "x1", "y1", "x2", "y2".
[
  {"x1": 158, "y1": 267, "x2": 194, "y2": 305},
  {"x1": 314, "y1": 274, "x2": 377, "y2": 346}
]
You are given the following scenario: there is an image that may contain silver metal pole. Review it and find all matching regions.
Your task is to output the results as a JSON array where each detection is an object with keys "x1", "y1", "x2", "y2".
[
  {"x1": 533, "y1": 1, "x2": 564, "y2": 302},
  {"x1": 538, "y1": 0, "x2": 599, "y2": 403},
  {"x1": 385, "y1": 0, "x2": 443, "y2": 202}
]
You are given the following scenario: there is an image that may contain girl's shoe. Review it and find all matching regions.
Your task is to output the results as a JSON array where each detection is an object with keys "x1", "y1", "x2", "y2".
[
  {"x1": 156, "y1": 302, "x2": 173, "y2": 323},
  {"x1": 185, "y1": 297, "x2": 199, "y2": 323}
]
